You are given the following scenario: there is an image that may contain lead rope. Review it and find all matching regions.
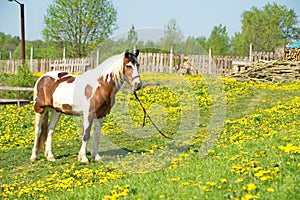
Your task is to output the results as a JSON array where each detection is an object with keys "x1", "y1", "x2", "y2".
[{"x1": 134, "y1": 91, "x2": 172, "y2": 139}]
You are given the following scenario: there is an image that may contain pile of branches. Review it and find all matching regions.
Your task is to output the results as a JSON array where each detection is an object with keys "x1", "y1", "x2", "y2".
[
  {"x1": 226, "y1": 60, "x2": 300, "y2": 83},
  {"x1": 285, "y1": 47, "x2": 300, "y2": 61}
]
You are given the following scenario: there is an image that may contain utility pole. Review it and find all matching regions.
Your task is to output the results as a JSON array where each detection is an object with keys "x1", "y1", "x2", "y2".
[{"x1": 8, "y1": 0, "x2": 25, "y2": 64}]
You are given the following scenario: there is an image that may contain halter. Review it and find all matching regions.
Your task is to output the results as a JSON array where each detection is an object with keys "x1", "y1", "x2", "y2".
[{"x1": 132, "y1": 74, "x2": 140, "y2": 81}]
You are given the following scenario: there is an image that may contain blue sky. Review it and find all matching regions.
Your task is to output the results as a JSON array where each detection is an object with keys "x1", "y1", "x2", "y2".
[{"x1": 0, "y1": 0, "x2": 299, "y2": 41}]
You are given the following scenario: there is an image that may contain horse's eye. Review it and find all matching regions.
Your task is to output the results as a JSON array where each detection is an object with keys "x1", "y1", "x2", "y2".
[{"x1": 126, "y1": 64, "x2": 132, "y2": 68}]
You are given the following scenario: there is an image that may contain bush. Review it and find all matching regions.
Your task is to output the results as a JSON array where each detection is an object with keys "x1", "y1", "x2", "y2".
[{"x1": 0, "y1": 64, "x2": 38, "y2": 100}]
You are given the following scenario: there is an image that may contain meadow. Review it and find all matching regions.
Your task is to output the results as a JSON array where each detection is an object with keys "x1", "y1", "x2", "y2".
[{"x1": 0, "y1": 73, "x2": 300, "y2": 200}]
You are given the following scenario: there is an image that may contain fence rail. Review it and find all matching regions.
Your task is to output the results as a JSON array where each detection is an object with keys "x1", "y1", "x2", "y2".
[
  {"x1": 0, "y1": 86, "x2": 33, "y2": 105},
  {"x1": 0, "y1": 51, "x2": 280, "y2": 75},
  {"x1": 0, "y1": 86, "x2": 34, "y2": 91}
]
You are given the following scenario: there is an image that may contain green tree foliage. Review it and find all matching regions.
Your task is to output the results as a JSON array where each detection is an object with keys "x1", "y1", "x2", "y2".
[
  {"x1": 92, "y1": 25, "x2": 144, "y2": 63},
  {"x1": 161, "y1": 18, "x2": 184, "y2": 51},
  {"x1": 232, "y1": 3, "x2": 300, "y2": 56},
  {"x1": 127, "y1": 25, "x2": 138, "y2": 45},
  {"x1": 207, "y1": 24, "x2": 230, "y2": 55},
  {"x1": 0, "y1": 32, "x2": 20, "y2": 59},
  {"x1": 43, "y1": 0, "x2": 117, "y2": 58},
  {"x1": 12, "y1": 40, "x2": 54, "y2": 59},
  {"x1": 0, "y1": 32, "x2": 63, "y2": 59},
  {"x1": 179, "y1": 37, "x2": 207, "y2": 55},
  {"x1": 195, "y1": 36, "x2": 208, "y2": 51}
]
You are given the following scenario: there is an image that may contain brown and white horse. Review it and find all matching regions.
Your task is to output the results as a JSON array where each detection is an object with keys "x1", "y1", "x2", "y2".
[{"x1": 30, "y1": 50, "x2": 141, "y2": 163}]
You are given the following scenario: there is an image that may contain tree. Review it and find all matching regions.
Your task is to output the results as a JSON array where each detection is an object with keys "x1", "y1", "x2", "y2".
[
  {"x1": 43, "y1": 0, "x2": 117, "y2": 58},
  {"x1": 232, "y1": 3, "x2": 300, "y2": 55},
  {"x1": 127, "y1": 25, "x2": 138, "y2": 44},
  {"x1": 196, "y1": 36, "x2": 208, "y2": 52},
  {"x1": 180, "y1": 37, "x2": 206, "y2": 55},
  {"x1": 13, "y1": 40, "x2": 50, "y2": 59},
  {"x1": 207, "y1": 24, "x2": 230, "y2": 55},
  {"x1": 161, "y1": 18, "x2": 184, "y2": 51},
  {"x1": 230, "y1": 32, "x2": 245, "y2": 56},
  {"x1": 0, "y1": 32, "x2": 20, "y2": 59}
]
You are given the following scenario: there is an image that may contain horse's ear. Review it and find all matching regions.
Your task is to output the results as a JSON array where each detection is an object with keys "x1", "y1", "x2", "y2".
[
  {"x1": 125, "y1": 49, "x2": 130, "y2": 58},
  {"x1": 135, "y1": 49, "x2": 139, "y2": 57}
]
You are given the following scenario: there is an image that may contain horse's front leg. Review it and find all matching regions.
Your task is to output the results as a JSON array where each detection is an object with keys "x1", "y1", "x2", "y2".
[
  {"x1": 91, "y1": 118, "x2": 104, "y2": 162},
  {"x1": 78, "y1": 113, "x2": 92, "y2": 163}
]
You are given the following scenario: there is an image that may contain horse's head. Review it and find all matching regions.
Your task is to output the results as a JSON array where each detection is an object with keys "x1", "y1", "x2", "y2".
[{"x1": 123, "y1": 49, "x2": 142, "y2": 92}]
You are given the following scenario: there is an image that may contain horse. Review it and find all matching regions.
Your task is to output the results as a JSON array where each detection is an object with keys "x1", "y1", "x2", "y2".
[{"x1": 30, "y1": 50, "x2": 142, "y2": 163}]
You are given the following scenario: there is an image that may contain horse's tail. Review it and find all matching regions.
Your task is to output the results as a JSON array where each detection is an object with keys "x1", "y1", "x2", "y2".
[{"x1": 37, "y1": 109, "x2": 49, "y2": 151}]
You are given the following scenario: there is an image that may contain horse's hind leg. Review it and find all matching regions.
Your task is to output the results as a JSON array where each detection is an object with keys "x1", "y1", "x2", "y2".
[
  {"x1": 45, "y1": 109, "x2": 61, "y2": 161},
  {"x1": 30, "y1": 111, "x2": 47, "y2": 161},
  {"x1": 91, "y1": 118, "x2": 104, "y2": 162}
]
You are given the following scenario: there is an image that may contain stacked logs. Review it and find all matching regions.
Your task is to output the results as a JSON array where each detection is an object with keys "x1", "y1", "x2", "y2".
[
  {"x1": 226, "y1": 61, "x2": 300, "y2": 83},
  {"x1": 285, "y1": 47, "x2": 300, "y2": 61}
]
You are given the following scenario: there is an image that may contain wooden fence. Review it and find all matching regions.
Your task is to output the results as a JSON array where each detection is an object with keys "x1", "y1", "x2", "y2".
[
  {"x1": 0, "y1": 51, "x2": 279, "y2": 75},
  {"x1": 0, "y1": 58, "x2": 92, "y2": 74},
  {"x1": 251, "y1": 51, "x2": 277, "y2": 62},
  {"x1": 138, "y1": 53, "x2": 250, "y2": 74}
]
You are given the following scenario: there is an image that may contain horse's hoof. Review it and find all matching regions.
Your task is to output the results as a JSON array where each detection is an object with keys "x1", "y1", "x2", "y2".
[
  {"x1": 80, "y1": 158, "x2": 89, "y2": 163},
  {"x1": 47, "y1": 156, "x2": 56, "y2": 161},
  {"x1": 95, "y1": 154, "x2": 103, "y2": 162},
  {"x1": 78, "y1": 155, "x2": 89, "y2": 163},
  {"x1": 30, "y1": 156, "x2": 37, "y2": 162},
  {"x1": 45, "y1": 151, "x2": 56, "y2": 161}
]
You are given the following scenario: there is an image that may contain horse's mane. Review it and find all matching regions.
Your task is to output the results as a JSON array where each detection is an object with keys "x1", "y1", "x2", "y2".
[
  {"x1": 81, "y1": 53, "x2": 124, "y2": 81},
  {"x1": 98, "y1": 54, "x2": 123, "y2": 73},
  {"x1": 76, "y1": 52, "x2": 123, "y2": 87}
]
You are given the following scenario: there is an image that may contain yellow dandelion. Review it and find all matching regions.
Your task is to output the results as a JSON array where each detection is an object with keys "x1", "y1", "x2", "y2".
[
  {"x1": 170, "y1": 177, "x2": 180, "y2": 181},
  {"x1": 242, "y1": 193, "x2": 259, "y2": 200},
  {"x1": 220, "y1": 178, "x2": 227, "y2": 183},
  {"x1": 237, "y1": 178, "x2": 244, "y2": 183},
  {"x1": 247, "y1": 183, "x2": 257, "y2": 191},
  {"x1": 206, "y1": 181, "x2": 216, "y2": 186},
  {"x1": 181, "y1": 181, "x2": 189, "y2": 186},
  {"x1": 201, "y1": 185, "x2": 210, "y2": 192}
]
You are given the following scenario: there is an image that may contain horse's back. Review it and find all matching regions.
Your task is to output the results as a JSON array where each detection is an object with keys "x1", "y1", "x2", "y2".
[
  {"x1": 34, "y1": 71, "x2": 76, "y2": 88},
  {"x1": 34, "y1": 71, "x2": 77, "y2": 114}
]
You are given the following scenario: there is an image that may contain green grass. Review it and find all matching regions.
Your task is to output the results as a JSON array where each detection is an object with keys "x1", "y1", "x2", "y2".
[{"x1": 1, "y1": 73, "x2": 300, "y2": 199}]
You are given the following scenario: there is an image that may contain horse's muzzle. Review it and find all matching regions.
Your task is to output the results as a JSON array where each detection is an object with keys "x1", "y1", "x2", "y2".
[{"x1": 133, "y1": 81, "x2": 142, "y2": 92}]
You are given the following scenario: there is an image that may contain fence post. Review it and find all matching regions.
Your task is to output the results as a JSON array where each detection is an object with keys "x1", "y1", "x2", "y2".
[
  {"x1": 180, "y1": 54, "x2": 184, "y2": 70},
  {"x1": 160, "y1": 53, "x2": 163, "y2": 72},
  {"x1": 30, "y1": 46, "x2": 34, "y2": 72},
  {"x1": 249, "y1": 43, "x2": 253, "y2": 63},
  {"x1": 63, "y1": 47, "x2": 67, "y2": 71},
  {"x1": 208, "y1": 48, "x2": 212, "y2": 74},
  {"x1": 169, "y1": 46, "x2": 173, "y2": 74},
  {"x1": 82, "y1": 58, "x2": 85, "y2": 72},
  {"x1": 96, "y1": 48, "x2": 100, "y2": 67},
  {"x1": 63, "y1": 47, "x2": 66, "y2": 60}
]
